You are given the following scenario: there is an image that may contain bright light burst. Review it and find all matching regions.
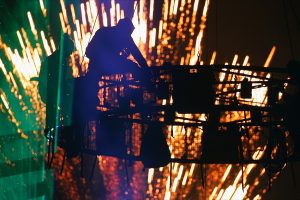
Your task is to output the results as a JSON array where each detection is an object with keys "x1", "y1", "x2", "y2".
[{"x1": 0, "y1": 0, "x2": 283, "y2": 199}]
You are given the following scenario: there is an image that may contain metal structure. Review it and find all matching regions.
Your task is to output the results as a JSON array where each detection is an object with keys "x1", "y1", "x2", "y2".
[{"x1": 46, "y1": 63, "x2": 300, "y2": 180}]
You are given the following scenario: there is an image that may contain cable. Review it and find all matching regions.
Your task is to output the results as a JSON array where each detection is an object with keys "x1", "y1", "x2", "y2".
[
  {"x1": 281, "y1": 0, "x2": 295, "y2": 59},
  {"x1": 287, "y1": 0, "x2": 300, "y2": 30},
  {"x1": 130, "y1": 0, "x2": 138, "y2": 19},
  {"x1": 79, "y1": 4, "x2": 100, "y2": 68},
  {"x1": 80, "y1": 1, "x2": 137, "y2": 68}
]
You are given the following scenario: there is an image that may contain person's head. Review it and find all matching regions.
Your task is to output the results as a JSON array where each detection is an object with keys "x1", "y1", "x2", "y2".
[{"x1": 116, "y1": 18, "x2": 135, "y2": 35}]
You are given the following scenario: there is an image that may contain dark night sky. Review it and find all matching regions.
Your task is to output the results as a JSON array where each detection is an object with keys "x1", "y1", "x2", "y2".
[{"x1": 204, "y1": 0, "x2": 300, "y2": 67}]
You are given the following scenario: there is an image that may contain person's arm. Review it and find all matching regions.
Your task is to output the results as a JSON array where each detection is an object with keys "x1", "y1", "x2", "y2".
[{"x1": 128, "y1": 38, "x2": 149, "y2": 69}]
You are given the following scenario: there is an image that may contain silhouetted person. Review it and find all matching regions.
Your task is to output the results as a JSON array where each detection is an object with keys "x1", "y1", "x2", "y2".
[
  {"x1": 86, "y1": 17, "x2": 148, "y2": 75},
  {"x1": 32, "y1": 33, "x2": 74, "y2": 131},
  {"x1": 83, "y1": 18, "x2": 150, "y2": 120}
]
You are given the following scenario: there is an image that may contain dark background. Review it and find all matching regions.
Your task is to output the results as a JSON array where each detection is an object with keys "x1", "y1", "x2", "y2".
[{"x1": 204, "y1": 0, "x2": 300, "y2": 67}]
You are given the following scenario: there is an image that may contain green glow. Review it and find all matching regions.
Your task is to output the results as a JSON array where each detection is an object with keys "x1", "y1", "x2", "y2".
[
  {"x1": 54, "y1": 32, "x2": 65, "y2": 152},
  {"x1": 0, "y1": 132, "x2": 53, "y2": 199},
  {"x1": 0, "y1": 1, "x2": 54, "y2": 199}
]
